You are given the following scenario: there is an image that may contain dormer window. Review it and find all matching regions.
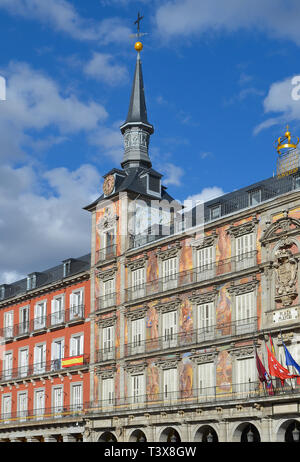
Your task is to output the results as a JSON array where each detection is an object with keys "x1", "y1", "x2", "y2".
[
  {"x1": 63, "y1": 259, "x2": 72, "y2": 278},
  {"x1": 248, "y1": 189, "x2": 261, "y2": 206},
  {"x1": 0, "y1": 285, "x2": 6, "y2": 301},
  {"x1": 27, "y1": 273, "x2": 36, "y2": 291},
  {"x1": 210, "y1": 205, "x2": 221, "y2": 220}
]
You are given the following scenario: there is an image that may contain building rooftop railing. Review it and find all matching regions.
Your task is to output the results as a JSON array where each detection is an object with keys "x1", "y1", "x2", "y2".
[{"x1": 125, "y1": 250, "x2": 257, "y2": 303}]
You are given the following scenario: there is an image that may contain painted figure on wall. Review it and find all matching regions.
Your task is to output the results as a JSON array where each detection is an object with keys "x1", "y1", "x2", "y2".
[
  {"x1": 216, "y1": 350, "x2": 232, "y2": 393},
  {"x1": 180, "y1": 299, "x2": 193, "y2": 344},
  {"x1": 146, "y1": 304, "x2": 159, "y2": 350},
  {"x1": 179, "y1": 354, "x2": 193, "y2": 399},
  {"x1": 216, "y1": 227, "x2": 231, "y2": 275},
  {"x1": 216, "y1": 284, "x2": 231, "y2": 335},
  {"x1": 147, "y1": 362, "x2": 159, "y2": 401}
]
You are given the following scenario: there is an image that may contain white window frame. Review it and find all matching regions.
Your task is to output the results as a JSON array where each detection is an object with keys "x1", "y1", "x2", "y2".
[
  {"x1": 131, "y1": 318, "x2": 145, "y2": 354},
  {"x1": 70, "y1": 333, "x2": 84, "y2": 357},
  {"x1": 17, "y1": 391, "x2": 28, "y2": 421},
  {"x1": 161, "y1": 257, "x2": 178, "y2": 291},
  {"x1": 19, "y1": 347, "x2": 29, "y2": 378},
  {"x1": 71, "y1": 382, "x2": 83, "y2": 411},
  {"x1": 197, "y1": 302, "x2": 214, "y2": 341},
  {"x1": 102, "y1": 377, "x2": 114, "y2": 409},
  {"x1": 51, "y1": 337, "x2": 65, "y2": 371},
  {"x1": 34, "y1": 343, "x2": 46, "y2": 374},
  {"x1": 34, "y1": 300, "x2": 47, "y2": 330},
  {"x1": 70, "y1": 288, "x2": 84, "y2": 319},
  {"x1": 163, "y1": 368, "x2": 178, "y2": 403},
  {"x1": 196, "y1": 246, "x2": 214, "y2": 281},
  {"x1": 162, "y1": 311, "x2": 178, "y2": 348},
  {"x1": 198, "y1": 362, "x2": 215, "y2": 401},
  {"x1": 52, "y1": 385, "x2": 64, "y2": 417},
  {"x1": 102, "y1": 278, "x2": 116, "y2": 308},
  {"x1": 235, "y1": 291, "x2": 255, "y2": 334},
  {"x1": 4, "y1": 310, "x2": 14, "y2": 339},
  {"x1": 131, "y1": 374, "x2": 145, "y2": 406},
  {"x1": 2, "y1": 394, "x2": 12, "y2": 423},
  {"x1": 236, "y1": 356, "x2": 256, "y2": 396},
  {"x1": 19, "y1": 305, "x2": 29, "y2": 336},
  {"x1": 102, "y1": 325, "x2": 114, "y2": 360},
  {"x1": 34, "y1": 388, "x2": 45, "y2": 419},
  {"x1": 3, "y1": 351, "x2": 13, "y2": 379},
  {"x1": 235, "y1": 233, "x2": 255, "y2": 270},
  {"x1": 131, "y1": 267, "x2": 146, "y2": 299},
  {"x1": 51, "y1": 294, "x2": 65, "y2": 326}
]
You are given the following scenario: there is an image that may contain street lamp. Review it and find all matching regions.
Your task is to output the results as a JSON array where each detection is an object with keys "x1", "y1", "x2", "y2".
[
  {"x1": 247, "y1": 425, "x2": 254, "y2": 442},
  {"x1": 292, "y1": 424, "x2": 300, "y2": 442},
  {"x1": 207, "y1": 431, "x2": 213, "y2": 442}
]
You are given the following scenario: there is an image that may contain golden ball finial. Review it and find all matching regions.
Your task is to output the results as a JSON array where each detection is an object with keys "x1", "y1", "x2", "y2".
[{"x1": 135, "y1": 41, "x2": 143, "y2": 52}]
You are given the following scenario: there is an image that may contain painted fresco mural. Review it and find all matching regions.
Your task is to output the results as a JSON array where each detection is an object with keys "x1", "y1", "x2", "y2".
[
  {"x1": 216, "y1": 350, "x2": 232, "y2": 393},
  {"x1": 216, "y1": 283, "x2": 232, "y2": 336},
  {"x1": 179, "y1": 353, "x2": 193, "y2": 399}
]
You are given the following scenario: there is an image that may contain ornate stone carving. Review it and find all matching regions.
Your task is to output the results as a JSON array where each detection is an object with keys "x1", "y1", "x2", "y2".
[
  {"x1": 97, "y1": 207, "x2": 118, "y2": 233},
  {"x1": 191, "y1": 350, "x2": 217, "y2": 364},
  {"x1": 156, "y1": 354, "x2": 180, "y2": 369},
  {"x1": 124, "y1": 362, "x2": 147, "y2": 374},
  {"x1": 231, "y1": 346, "x2": 254, "y2": 357},
  {"x1": 190, "y1": 231, "x2": 218, "y2": 249},
  {"x1": 189, "y1": 288, "x2": 218, "y2": 304},
  {"x1": 273, "y1": 245, "x2": 298, "y2": 307},
  {"x1": 156, "y1": 241, "x2": 181, "y2": 260},
  {"x1": 228, "y1": 278, "x2": 259, "y2": 295},
  {"x1": 156, "y1": 297, "x2": 181, "y2": 313},
  {"x1": 97, "y1": 315, "x2": 117, "y2": 328},
  {"x1": 261, "y1": 210, "x2": 300, "y2": 245},
  {"x1": 97, "y1": 265, "x2": 117, "y2": 281},
  {"x1": 125, "y1": 254, "x2": 148, "y2": 271},
  {"x1": 125, "y1": 306, "x2": 148, "y2": 320},
  {"x1": 227, "y1": 218, "x2": 258, "y2": 237},
  {"x1": 96, "y1": 365, "x2": 116, "y2": 377}
]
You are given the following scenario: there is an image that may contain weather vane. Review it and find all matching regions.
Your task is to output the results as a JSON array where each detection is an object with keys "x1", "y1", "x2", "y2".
[{"x1": 130, "y1": 12, "x2": 148, "y2": 42}]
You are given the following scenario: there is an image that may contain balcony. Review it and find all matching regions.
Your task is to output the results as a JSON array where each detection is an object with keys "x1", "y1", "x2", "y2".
[
  {"x1": 0, "y1": 355, "x2": 90, "y2": 383},
  {"x1": 96, "y1": 245, "x2": 117, "y2": 264},
  {"x1": 85, "y1": 380, "x2": 300, "y2": 415},
  {"x1": 96, "y1": 293, "x2": 117, "y2": 311},
  {"x1": 0, "y1": 306, "x2": 85, "y2": 341},
  {"x1": 125, "y1": 250, "x2": 258, "y2": 303},
  {"x1": 96, "y1": 346, "x2": 116, "y2": 362},
  {"x1": 124, "y1": 317, "x2": 258, "y2": 357},
  {"x1": 0, "y1": 404, "x2": 85, "y2": 426}
]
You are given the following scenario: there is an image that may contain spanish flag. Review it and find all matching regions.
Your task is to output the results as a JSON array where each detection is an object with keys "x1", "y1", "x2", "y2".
[{"x1": 61, "y1": 355, "x2": 84, "y2": 368}]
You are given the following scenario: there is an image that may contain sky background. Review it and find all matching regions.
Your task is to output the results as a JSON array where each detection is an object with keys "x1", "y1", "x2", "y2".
[{"x1": 1, "y1": 0, "x2": 300, "y2": 283}]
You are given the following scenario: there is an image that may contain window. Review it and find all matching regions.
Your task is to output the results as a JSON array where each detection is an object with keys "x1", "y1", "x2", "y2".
[
  {"x1": 249, "y1": 189, "x2": 261, "y2": 206},
  {"x1": 0, "y1": 285, "x2": 6, "y2": 301},
  {"x1": 71, "y1": 383, "x2": 83, "y2": 411},
  {"x1": 235, "y1": 233, "x2": 255, "y2": 270},
  {"x1": 51, "y1": 339, "x2": 64, "y2": 370},
  {"x1": 236, "y1": 292, "x2": 255, "y2": 334},
  {"x1": 198, "y1": 303, "x2": 214, "y2": 340},
  {"x1": 210, "y1": 205, "x2": 221, "y2": 220},
  {"x1": 19, "y1": 306, "x2": 29, "y2": 335},
  {"x1": 3, "y1": 352, "x2": 13, "y2": 379},
  {"x1": 52, "y1": 386, "x2": 63, "y2": 416},
  {"x1": 27, "y1": 274, "x2": 36, "y2": 291},
  {"x1": 196, "y1": 246, "x2": 214, "y2": 280},
  {"x1": 19, "y1": 348, "x2": 29, "y2": 378},
  {"x1": 18, "y1": 392, "x2": 27, "y2": 421},
  {"x1": 70, "y1": 289, "x2": 84, "y2": 319},
  {"x1": 163, "y1": 368, "x2": 177, "y2": 402},
  {"x1": 131, "y1": 268, "x2": 145, "y2": 298},
  {"x1": 236, "y1": 357, "x2": 256, "y2": 395},
  {"x1": 34, "y1": 389, "x2": 45, "y2": 419},
  {"x1": 70, "y1": 334, "x2": 83, "y2": 357},
  {"x1": 34, "y1": 301, "x2": 47, "y2": 330},
  {"x1": 34, "y1": 344, "x2": 46, "y2": 374},
  {"x1": 131, "y1": 374, "x2": 145, "y2": 405},
  {"x1": 162, "y1": 257, "x2": 177, "y2": 290},
  {"x1": 4, "y1": 311, "x2": 14, "y2": 339},
  {"x1": 104, "y1": 230, "x2": 115, "y2": 255},
  {"x1": 51, "y1": 295, "x2": 64, "y2": 325},
  {"x1": 2, "y1": 395, "x2": 11, "y2": 422},
  {"x1": 102, "y1": 279, "x2": 115, "y2": 308},
  {"x1": 102, "y1": 378, "x2": 114, "y2": 408},
  {"x1": 63, "y1": 260, "x2": 71, "y2": 278},
  {"x1": 102, "y1": 326, "x2": 114, "y2": 360},
  {"x1": 198, "y1": 362, "x2": 214, "y2": 401},
  {"x1": 131, "y1": 318, "x2": 144, "y2": 354},
  {"x1": 162, "y1": 311, "x2": 177, "y2": 348}
]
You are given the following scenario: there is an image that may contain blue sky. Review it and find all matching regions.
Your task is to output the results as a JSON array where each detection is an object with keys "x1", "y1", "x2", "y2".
[{"x1": 1, "y1": 0, "x2": 300, "y2": 283}]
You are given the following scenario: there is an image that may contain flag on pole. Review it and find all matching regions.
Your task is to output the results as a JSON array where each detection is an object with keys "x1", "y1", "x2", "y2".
[
  {"x1": 266, "y1": 344, "x2": 299, "y2": 386},
  {"x1": 282, "y1": 340, "x2": 300, "y2": 385},
  {"x1": 255, "y1": 347, "x2": 274, "y2": 395},
  {"x1": 269, "y1": 334, "x2": 276, "y2": 355}
]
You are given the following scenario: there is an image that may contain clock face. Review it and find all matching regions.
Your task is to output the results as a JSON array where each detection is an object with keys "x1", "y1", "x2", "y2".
[{"x1": 103, "y1": 175, "x2": 115, "y2": 196}]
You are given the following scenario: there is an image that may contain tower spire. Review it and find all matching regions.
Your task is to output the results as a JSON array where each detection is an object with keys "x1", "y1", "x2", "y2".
[{"x1": 120, "y1": 18, "x2": 153, "y2": 170}]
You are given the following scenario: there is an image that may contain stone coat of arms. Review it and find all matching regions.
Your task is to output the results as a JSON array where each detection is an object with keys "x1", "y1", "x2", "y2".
[{"x1": 273, "y1": 246, "x2": 298, "y2": 307}]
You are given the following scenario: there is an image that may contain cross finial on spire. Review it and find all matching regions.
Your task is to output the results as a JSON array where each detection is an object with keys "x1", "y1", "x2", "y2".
[{"x1": 134, "y1": 12, "x2": 144, "y2": 38}]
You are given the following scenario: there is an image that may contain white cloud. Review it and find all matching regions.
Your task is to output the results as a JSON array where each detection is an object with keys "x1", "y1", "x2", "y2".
[
  {"x1": 254, "y1": 76, "x2": 300, "y2": 134},
  {"x1": 0, "y1": 163, "x2": 100, "y2": 283},
  {"x1": 84, "y1": 53, "x2": 128, "y2": 86},
  {"x1": 161, "y1": 163, "x2": 184, "y2": 186},
  {"x1": 185, "y1": 186, "x2": 225, "y2": 205},
  {"x1": 0, "y1": 0, "x2": 131, "y2": 43},
  {"x1": 155, "y1": 0, "x2": 300, "y2": 46}
]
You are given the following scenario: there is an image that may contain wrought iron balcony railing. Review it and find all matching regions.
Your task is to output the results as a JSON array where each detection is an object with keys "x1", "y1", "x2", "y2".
[
  {"x1": 124, "y1": 316, "x2": 258, "y2": 358},
  {"x1": 0, "y1": 355, "x2": 90, "y2": 383},
  {"x1": 0, "y1": 404, "x2": 85, "y2": 426},
  {"x1": 96, "y1": 346, "x2": 116, "y2": 362},
  {"x1": 85, "y1": 380, "x2": 300, "y2": 415},
  {"x1": 96, "y1": 293, "x2": 117, "y2": 311},
  {"x1": 96, "y1": 245, "x2": 117, "y2": 264},
  {"x1": 125, "y1": 250, "x2": 257, "y2": 303},
  {"x1": 1, "y1": 305, "x2": 85, "y2": 340}
]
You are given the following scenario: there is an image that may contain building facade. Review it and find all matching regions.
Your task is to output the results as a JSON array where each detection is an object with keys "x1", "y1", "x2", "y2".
[{"x1": 1, "y1": 43, "x2": 300, "y2": 442}]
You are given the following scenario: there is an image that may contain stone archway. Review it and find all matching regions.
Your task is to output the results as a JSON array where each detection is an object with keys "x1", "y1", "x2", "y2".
[
  {"x1": 129, "y1": 429, "x2": 147, "y2": 442},
  {"x1": 159, "y1": 427, "x2": 181, "y2": 443},
  {"x1": 232, "y1": 422, "x2": 261, "y2": 442},
  {"x1": 98, "y1": 431, "x2": 117, "y2": 442},
  {"x1": 194, "y1": 425, "x2": 218, "y2": 442},
  {"x1": 277, "y1": 419, "x2": 300, "y2": 442}
]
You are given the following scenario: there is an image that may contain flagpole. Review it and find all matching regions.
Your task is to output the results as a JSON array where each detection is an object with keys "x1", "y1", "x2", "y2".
[{"x1": 262, "y1": 338, "x2": 273, "y2": 395}]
